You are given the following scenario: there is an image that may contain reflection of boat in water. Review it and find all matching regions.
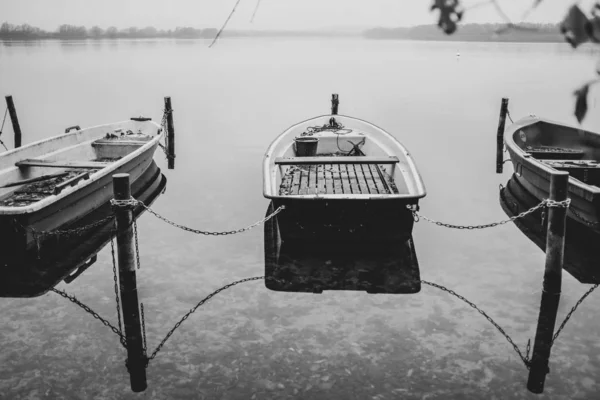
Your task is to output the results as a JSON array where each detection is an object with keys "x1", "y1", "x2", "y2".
[
  {"x1": 500, "y1": 174, "x2": 600, "y2": 284},
  {"x1": 263, "y1": 203, "x2": 421, "y2": 294},
  {"x1": 0, "y1": 160, "x2": 167, "y2": 298}
]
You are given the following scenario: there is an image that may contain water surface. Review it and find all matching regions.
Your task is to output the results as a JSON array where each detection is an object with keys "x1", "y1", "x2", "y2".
[{"x1": 1, "y1": 38, "x2": 600, "y2": 399}]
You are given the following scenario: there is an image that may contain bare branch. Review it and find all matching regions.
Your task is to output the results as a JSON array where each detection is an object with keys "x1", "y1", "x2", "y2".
[
  {"x1": 250, "y1": 0, "x2": 263, "y2": 23},
  {"x1": 209, "y1": 0, "x2": 244, "y2": 48}
]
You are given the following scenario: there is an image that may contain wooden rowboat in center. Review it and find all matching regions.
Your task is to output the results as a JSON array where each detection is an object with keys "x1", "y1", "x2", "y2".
[{"x1": 263, "y1": 95, "x2": 426, "y2": 242}]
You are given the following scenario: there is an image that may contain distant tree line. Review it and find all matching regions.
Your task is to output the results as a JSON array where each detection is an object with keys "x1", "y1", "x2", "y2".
[
  {"x1": 364, "y1": 23, "x2": 564, "y2": 42},
  {"x1": 0, "y1": 22, "x2": 218, "y2": 39}
]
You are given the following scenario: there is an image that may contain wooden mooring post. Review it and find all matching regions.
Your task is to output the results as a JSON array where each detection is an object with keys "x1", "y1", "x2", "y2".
[
  {"x1": 164, "y1": 96, "x2": 175, "y2": 170},
  {"x1": 527, "y1": 171, "x2": 569, "y2": 394},
  {"x1": 331, "y1": 94, "x2": 339, "y2": 115},
  {"x1": 113, "y1": 173, "x2": 147, "y2": 392},
  {"x1": 496, "y1": 97, "x2": 509, "y2": 174},
  {"x1": 5, "y1": 95, "x2": 22, "y2": 148}
]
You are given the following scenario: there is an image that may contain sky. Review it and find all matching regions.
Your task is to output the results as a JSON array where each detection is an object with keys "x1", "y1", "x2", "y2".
[{"x1": 0, "y1": 0, "x2": 590, "y2": 31}]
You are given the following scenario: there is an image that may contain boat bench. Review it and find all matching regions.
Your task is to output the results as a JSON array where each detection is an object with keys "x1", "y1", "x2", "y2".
[
  {"x1": 15, "y1": 159, "x2": 110, "y2": 169},
  {"x1": 542, "y1": 159, "x2": 600, "y2": 185},
  {"x1": 526, "y1": 146, "x2": 584, "y2": 160},
  {"x1": 275, "y1": 156, "x2": 399, "y2": 165}
]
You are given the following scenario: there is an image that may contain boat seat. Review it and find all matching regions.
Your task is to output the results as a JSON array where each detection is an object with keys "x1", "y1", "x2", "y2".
[
  {"x1": 275, "y1": 156, "x2": 399, "y2": 165},
  {"x1": 15, "y1": 159, "x2": 110, "y2": 169},
  {"x1": 525, "y1": 146, "x2": 584, "y2": 160}
]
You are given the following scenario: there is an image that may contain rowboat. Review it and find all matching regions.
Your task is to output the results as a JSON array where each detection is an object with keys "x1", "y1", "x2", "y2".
[
  {"x1": 263, "y1": 95, "x2": 426, "y2": 242},
  {"x1": 504, "y1": 115, "x2": 600, "y2": 231},
  {"x1": 0, "y1": 119, "x2": 163, "y2": 256},
  {"x1": 0, "y1": 160, "x2": 167, "y2": 297}
]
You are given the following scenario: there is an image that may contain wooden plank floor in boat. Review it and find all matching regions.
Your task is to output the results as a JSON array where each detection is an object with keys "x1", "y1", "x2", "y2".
[{"x1": 279, "y1": 164, "x2": 408, "y2": 195}]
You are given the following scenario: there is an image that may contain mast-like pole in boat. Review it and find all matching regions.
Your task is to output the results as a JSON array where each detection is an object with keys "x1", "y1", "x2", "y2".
[
  {"x1": 496, "y1": 97, "x2": 509, "y2": 173},
  {"x1": 527, "y1": 171, "x2": 568, "y2": 393},
  {"x1": 5, "y1": 95, "x2": 22, "y2": 148},
  {"x1": 331, "y1": 94, "x2": 339, "y2": 115},
  {"x1": 113, "y1": 173, "x2": 148, "y2": 392}
]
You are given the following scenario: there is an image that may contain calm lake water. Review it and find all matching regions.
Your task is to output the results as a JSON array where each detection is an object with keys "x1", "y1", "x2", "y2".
[{"x1": 1, "y1": 38, "x2": 600, "y2": 399}]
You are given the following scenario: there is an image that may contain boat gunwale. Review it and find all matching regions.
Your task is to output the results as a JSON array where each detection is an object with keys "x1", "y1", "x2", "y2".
[
  {"x1": 504, "y1": 116, "x2": 600, "y2": 196},
  {"x1": 0, "y1": 120, "x2": 163, "y2": 215},
  {"x1": 263, "y1": 113, "x2": 427, "y2": 201}
]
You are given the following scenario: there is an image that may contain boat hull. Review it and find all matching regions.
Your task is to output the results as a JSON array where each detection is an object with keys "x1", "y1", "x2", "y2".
[
  {"x1": 0, "y1": 140, "x2": 160, "y2": 256},
  {"x1": 0, "y1": 160, "x2": 167, "y2": 296},
  {"x1": 271, "y1": 198, "x2": 416, "y2": 243},
  {"x1": 500, "y1": 174, "x2": 600, "y2": 284}
]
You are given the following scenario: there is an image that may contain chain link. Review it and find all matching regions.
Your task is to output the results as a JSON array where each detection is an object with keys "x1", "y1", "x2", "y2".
[
  {"x1": 409, "y1": 198, "x2": 570, "y2": 230},
  {"x1": 145, "y1": 276, "x2": 264, "y2": 366},
  {"x1": 125, "y1": 199, "x2": 285, "y2": 236},
  {"x1": 51, "y1": 288, "x2": 127, "y2": 348},
  {"x1": 133, "y1": 219, "x2": 141, "y2": 269},
  {"x1": 568, "y1": 206, "x2": 600, "y2": 227},
  {"x1": 110, "y1": 234, "x2": 124, "y2": 338},
  {"x1": 141, "y1": 302, "x2": 148, "y2": 355},
  {"x1": 421, "y1": 280, "x2": 532, "y2": 368},
  {"x1": 20, "y1": 215, "x2": 115, "y2": 238},
  {"x1": 552, "y1": 283, "x2": 599, "y2": 346}
]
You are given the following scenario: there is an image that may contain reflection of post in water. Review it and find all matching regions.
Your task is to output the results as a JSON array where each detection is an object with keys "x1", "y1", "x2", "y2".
[
  {"x1": 527, "y1": 173, "x2": 568, "y2": 394},
  {"x1": 113, "y1": 173, "x2": 147, "y2": 392}
]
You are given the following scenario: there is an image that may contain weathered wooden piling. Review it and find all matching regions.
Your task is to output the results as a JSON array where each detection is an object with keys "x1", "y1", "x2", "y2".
[
  {"x1": 496, "y1": 97, "x2": 509, "y2": 174},
  {"x1": 331, "y1": 94, "x2": 339, "y2": 115},
  {"x1": 164, "y1": 96, "x2": 175, "y2": 170},
  {"x1": 5, "y1": 95, "x2": 22, "y2": 148},
  {"x1": 113, "y1": 173, "x2": 147, "y2": 392},
  {"x1": 527, "y1": 171, "x2": 568, "y2": 394}
]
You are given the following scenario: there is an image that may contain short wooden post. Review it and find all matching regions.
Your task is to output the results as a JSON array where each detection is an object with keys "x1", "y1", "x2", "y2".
[
  {"x1": 527, "y1": 172, "x2": 568, "y2": 394},
  {"x1": 113, "y1": 173, "x2": 147, "y2": 392},
  {"x1": 331, "y1": 94, "x2": 339, "y2": 115},
  {"x1": 5, "y1": 95, "x2": 22, "y2": 148},
  {"x1": 164, "y1": 97, "x2": 175, "y2": 170},
  {"x1": 496, "y1": 97, "x2": 509, "y2": 174}
]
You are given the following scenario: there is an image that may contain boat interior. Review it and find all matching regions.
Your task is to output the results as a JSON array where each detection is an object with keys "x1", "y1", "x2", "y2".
[
  {"x1": 269, "y1": 116, "x2": 423, "y2": 198},
  {"x1": 0, "y1": 121, "x2": 158, "y2": 207},
  {"x1": 515, "y1": 121, "x2": 600, "y2": 186}
]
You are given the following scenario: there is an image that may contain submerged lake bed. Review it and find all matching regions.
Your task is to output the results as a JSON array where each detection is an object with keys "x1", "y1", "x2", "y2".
[{"x1": 1, "y1": 38, "x2": 600, "y2": 399}]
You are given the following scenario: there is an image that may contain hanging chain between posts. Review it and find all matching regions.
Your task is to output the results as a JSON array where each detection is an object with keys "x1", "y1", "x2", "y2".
[
  {"x1": 421, "y1": 280, "x2": 532, "y2": 368},
  {"x1": 408, "y1": 198, "x2": 570, "y2": 230},
  {"x1": 144, "y1": 276, "x2": 265, "y2": 366},
  {"x1": 51, "y1": 288, "x2": 127, "y2": 347},
  {"x1": 110, "y1": 198, "x2": 285, "y2": 236},
  {"x1": 552, "y1": 283, "x2": 599, "y2": 346}
]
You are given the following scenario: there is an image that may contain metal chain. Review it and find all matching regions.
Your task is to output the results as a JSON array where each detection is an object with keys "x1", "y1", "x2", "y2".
[
  {"x1": 507, "y1": 108, "x2": 514, "y2": 124},
  {"x1": 130, "y1": 200, "x2": 285, "y2": 236},
  {"x1": 110, "y1": 234, "x2": 124, "y2": 337},
  {"x1": 145, "y1": 276, "x2": 264, "y2": 366},
  {"x1": 141, "y1": 303, "x2": 148, "y2": 355},
  {"x1": 410, "y1": 198, "x2": 570, "y2": 230},
  {"x1": 568, "y1": 206, "x2": 600, "y2": 227},
  {"x1": 421, "y1": 280, "x2": 531, "y2": 368},
  {"x1": 133, "y1": 219, "x2": 141, "y2": 269},
  {"x1": 51, "y1": 288, "x2": 127, "y2": 348},
  {"x1": 552, "y1": 283, "x2": 599, "y2": 346},
  {"x1": 28, "y1": 215, "x2": 115, "y2": 238}
]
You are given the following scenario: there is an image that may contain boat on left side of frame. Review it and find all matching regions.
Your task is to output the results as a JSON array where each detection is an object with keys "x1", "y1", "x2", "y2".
[
  {"x1": 0, "y1": 118, "x2": 164, "y2": 258},
  {"x1": 0, "y1": 160, "x2": 167, "y2": 298}
]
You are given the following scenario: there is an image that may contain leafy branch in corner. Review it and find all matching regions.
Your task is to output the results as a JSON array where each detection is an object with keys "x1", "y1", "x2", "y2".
[{"x1": 431, "y1": 0, "x2": 600, "y2": 123}]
